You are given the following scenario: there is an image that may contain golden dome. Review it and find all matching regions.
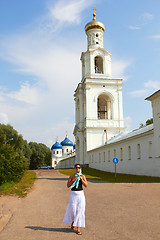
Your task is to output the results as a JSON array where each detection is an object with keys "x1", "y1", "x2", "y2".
[{"x1": 85, "y1": 7, "x2": 105, "y2": 33}]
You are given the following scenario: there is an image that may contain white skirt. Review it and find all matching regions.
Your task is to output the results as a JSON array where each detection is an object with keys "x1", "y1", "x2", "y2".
[{"x1": 63, "y1": 190, "x2": 85, "y2": 228}]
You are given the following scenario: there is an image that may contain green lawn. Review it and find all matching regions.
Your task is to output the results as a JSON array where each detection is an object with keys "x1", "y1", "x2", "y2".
[
  {"x1": 0, "y1": 170, "x2": 37, "y2": 197},
  {"x1": 59, "y1": 168, "x2": 160, "y2": 183}
]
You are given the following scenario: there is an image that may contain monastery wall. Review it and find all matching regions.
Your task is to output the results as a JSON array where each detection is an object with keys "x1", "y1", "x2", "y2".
[
  {"x1": 87, "y1": 125, "x2": 160, "y2": 177},
  {"x1": 56, "y1": 155, "x2": 75, "y2": 169},
  {"x1": 57, "y1": 123, "x2": 160, "y2": 177}
]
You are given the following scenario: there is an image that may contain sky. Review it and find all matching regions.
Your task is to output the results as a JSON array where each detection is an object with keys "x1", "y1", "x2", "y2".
[{"x1": 0, "y1": 0, "x2": 160, "y2": 148}]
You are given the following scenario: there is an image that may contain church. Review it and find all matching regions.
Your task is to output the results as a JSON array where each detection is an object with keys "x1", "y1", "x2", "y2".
[
  {"x1": 73, "y1": 7, "x2": 124, "y2": 164},
  {"x1": 51, "y1": 135, "x2": 75, "y2": 168},
  {"x1": 53, "y1": 9, "x2": 160, "y2": 177}
]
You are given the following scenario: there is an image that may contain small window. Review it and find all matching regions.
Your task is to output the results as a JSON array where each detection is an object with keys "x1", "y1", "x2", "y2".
[
  {"x1": 120, "y1": 148, "x2": 123, "y2": 161},
  {"x1": 95, "y1": 56, "x2": 103, "y2": 74},
  {"x1": 66, "y1": 149, "x2": 68, "y2": 152},
  {"x1": 57, "y1": 151, "x2": 59, "y2": 154},
  {"x1": 96, "y1": 33, "x2": 99, "y2": 37},
  {"x1": 108, "y1": 150, "x2": 110, "y2": 162},
  {"x1": 149, "y1": 141, "x2": 152, "y2": 158},
  {"x1": 54, "y1": 161, "x2": 57, "y2": 165},
  {"x1": 96, "y1": 42, "x2": 99, "y2": 44},
  {"x1": 128, "y1": 146, "x2": 131, "y2": 160},
  {"x1": 137, "y1": 144, "x2": 141, "y2": 159},
  {"x1": 103, "y1": 152, "x2": 105, "y2": 162}
]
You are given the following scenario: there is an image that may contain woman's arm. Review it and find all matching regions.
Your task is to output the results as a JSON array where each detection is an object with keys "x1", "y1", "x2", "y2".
[
  {"x1": 80, "y1": 175, "x2": 88, "y2": 188},
  {"x1": 67, "y1": 175, "x2": 78, "y2": 188}
]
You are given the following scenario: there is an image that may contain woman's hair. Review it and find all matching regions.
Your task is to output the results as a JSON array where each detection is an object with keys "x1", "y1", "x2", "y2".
[{"x1": 75, "y1": 163, "x2": 81, "y2": 168}]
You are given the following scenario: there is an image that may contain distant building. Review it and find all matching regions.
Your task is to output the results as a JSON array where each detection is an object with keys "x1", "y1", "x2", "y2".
[{"x1": 51, "y1": 135, "x2": 75, "y2": 168}]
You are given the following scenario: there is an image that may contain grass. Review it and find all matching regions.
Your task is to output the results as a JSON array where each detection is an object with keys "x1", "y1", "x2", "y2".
[
  {"x1": 59, "y1": 168, "x2": 160, "y2": 183},
  {"x1": 0, "y1": 170, "x2": 37, "y2": 198}
]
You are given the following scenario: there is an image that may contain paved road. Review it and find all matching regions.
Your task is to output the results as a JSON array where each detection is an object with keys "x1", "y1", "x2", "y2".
[{"x1": 0, "y1": 170, "x2": 160, "y2": 240}]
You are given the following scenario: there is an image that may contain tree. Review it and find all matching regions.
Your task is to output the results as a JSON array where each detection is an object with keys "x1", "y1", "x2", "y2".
[
  {"x1": 146, "y1": 118, "x2": 153, "y2": 126},
  {"x1": 0, "y1": 124, "x2": 31, "y2": 168},
  {"x1": 0, "y1": 123, "x2": 51, "y2": 184},
  {"x1": 0, "y1": 144, "x2": 26, "y2": 185},
  {"x1": 29, "y1": 142, "x2": 51, "y2": 169},
  {"x1": 139, "y1": 118, "x2": 153, "y2": 128}
]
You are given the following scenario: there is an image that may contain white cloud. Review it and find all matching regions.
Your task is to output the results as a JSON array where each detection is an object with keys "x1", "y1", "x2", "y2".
[
  {"x1": 129, "y1": 80, "x2": 160, "y2": 98},
  {"x1": 149, "y1": 35, "x2": 160, "y2": 39},
  {"x1": 0, "y1": 0, "x2": 131, "y2": 146},
  {"x1": 0, "y1": 86, "x2": 8, "y2": 91},
  {"x1": 48, "y1": 121, "x2": 75, "y2": 146},
  {"x1": 124, "y1": 116, "x2": 132, "y2": 131},
  {"x1": 0, "y1": 0, "x2": 93, "y2": 145},
  {"x1": 128, "y1": 12, "x2": 154, "y2": 31},
  {"x1": 0, "y1": 113, "x2": 9, "y2": 124},
  {"x1": 141, "y1": 12, "x2": 154, "y2": 21},
  {"x1": 7, "y1": 82, "x2": 41, "y2": 105},
  {"x1": 129, "y1": 25, "x2": 141, "y2": 30},
  {"x1": 50, "y1": 0, "x2": 94, "y2": 24},
  {"x1": 129, "y1": 89, "x2": 149, "y2": 98},
  {"x1": 112, "y1": 59, "x2": 132, "y2": 81},
  {"x1": 144, "y1": 80, "x2": 160, "y2": 90}
]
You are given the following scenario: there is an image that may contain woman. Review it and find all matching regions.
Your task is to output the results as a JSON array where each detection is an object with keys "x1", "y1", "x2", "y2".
[{"x1": 63, "y1": 163, "x2": 87, "y2": 235}]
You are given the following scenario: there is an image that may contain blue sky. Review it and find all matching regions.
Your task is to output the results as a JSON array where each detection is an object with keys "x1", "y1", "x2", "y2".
[{"x1": 0, "y1": 0, "x2": 160, "y2": 147}]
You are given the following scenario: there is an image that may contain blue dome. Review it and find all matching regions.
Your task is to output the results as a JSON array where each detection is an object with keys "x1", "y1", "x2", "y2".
[
  {"x1": 61, "y1": 137, "x2": 74, "y2": 147},
  {"x1": 51, "y1": 141, "x2": 62, "y2": 150}
]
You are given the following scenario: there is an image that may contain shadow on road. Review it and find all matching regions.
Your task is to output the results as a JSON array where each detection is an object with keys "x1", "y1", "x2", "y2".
[
  {"x1": 36, "y1": 178, "x2": 68, "y2": 181},
  {"x1": 25, "y1": 226, "x2": 74, "y2": 233}
]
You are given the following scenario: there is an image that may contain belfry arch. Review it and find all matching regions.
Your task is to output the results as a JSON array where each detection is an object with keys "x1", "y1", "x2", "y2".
[
  {"x1": 94, "y1": 56, "x2": 103, "y2": 74},
  {"x1": 97, "y1": 94, "x2": 112, "y2": 119}
]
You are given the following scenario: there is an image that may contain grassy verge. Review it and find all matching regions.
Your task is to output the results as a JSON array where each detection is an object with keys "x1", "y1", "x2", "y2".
[
  {"x1": 59, "y1": 168, "x2": 160, "y2": 183},
  {"x1": 0, "y1": 170, "x2": 37, "y2": 197}
]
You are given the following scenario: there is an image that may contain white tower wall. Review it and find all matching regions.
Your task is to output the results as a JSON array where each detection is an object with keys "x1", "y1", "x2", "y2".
[{"x1": 74, "y1": 11, "x2": 124, "y2": 164}]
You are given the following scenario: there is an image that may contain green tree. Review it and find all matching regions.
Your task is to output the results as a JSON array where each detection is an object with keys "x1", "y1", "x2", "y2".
[
  {"x1": 29, "y1": 142, "x2": 51, "y2": 169},
  {"x1": 0, "y1": 124, "x2": 31, "y2": 168},
  {"x1": 146, "y1": 118, "x2": 153, "y2": 126},
  {"x1": 0, "y1": 144, "x2": 26, "y2": 185},
  {"x1": 139, "y1": 118, "x2": 153, "y2": 128}
]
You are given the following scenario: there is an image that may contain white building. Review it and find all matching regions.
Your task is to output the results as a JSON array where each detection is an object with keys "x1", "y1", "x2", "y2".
[
  {"x1": 87, "y1": 89, "x2": 160, "y2": 177},
  {"x1": 51, "y1": 135, "x2": 75, "y2": 168},
  {"x1": 56, "y1": 10, "x2": 160, "y2": 177},
  {"x1": 74, "y1": 9, "x2": 124, "y2": 165}
]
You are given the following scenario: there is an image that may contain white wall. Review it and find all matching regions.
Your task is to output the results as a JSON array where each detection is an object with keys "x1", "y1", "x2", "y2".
[
  {"x1": 87, "y1": 129, "x2": 160, "y2": 177},
  {"x1": 56, "y1": 155, "x2": 75, "y2": 169}
]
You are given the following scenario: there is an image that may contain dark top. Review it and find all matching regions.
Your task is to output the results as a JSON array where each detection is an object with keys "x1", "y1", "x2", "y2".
[{"x1": 71, "y1": 179, "x2": 83, "y2": 191}]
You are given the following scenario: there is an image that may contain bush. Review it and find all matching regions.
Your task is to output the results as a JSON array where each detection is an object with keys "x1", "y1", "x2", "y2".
[{"x1": 0, "y1": 144, "x2": 26, "y2": 185}]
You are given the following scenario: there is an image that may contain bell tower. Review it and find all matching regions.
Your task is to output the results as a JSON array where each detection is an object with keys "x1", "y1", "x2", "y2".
[{"x1": 74, "y1": 8, "x2": 124, "y2": 164}]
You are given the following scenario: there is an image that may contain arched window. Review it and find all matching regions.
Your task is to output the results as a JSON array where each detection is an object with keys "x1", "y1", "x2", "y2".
[
  {"x1": 95, "y1": 56, "x2": 103, "y2": 74},
  {"x1": 97, "y1": 94, "x2": 111, "y2": 119}
]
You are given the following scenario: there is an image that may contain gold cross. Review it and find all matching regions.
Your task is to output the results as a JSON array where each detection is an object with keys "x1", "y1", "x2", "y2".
[
  {"x1": 93, "y1": 6, "x2": 96, "y2": 15},
  {"x1": 93, "y1": 6, "x2": 96, "y2": 20}
]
